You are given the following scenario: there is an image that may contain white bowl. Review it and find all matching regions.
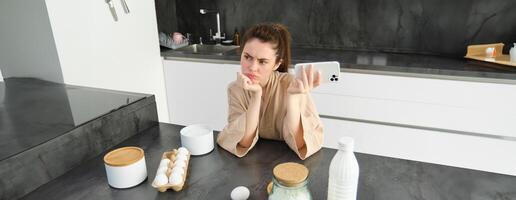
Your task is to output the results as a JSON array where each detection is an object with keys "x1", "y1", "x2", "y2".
[
  {"x1": 180, "y1": 124, "x2": 214, "y2": 156},
  {"x1": 103, "y1": 147, "x2": 147, "y2": 189}
]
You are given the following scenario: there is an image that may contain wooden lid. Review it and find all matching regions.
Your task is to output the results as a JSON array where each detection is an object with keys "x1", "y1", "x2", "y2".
[
  {"x1": 272, "y1": 162, "x2": 309, "y2": 187},
  {"x1": 104, "y1": 147, "x2": 144, "y2": 167}
]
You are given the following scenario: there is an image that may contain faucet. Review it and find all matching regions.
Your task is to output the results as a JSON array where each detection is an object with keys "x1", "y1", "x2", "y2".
[{"x1": 200, "y1": 8, "x2": 224, "y2": 41}]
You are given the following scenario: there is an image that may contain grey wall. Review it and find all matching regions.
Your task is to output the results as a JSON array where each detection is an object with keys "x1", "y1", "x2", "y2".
[
  {"x1": 0, "y1": 0, "x2": 64, "y2": 83},
  {"x1": 158, "y1": 0, "x2": 516, "y2": 57}
]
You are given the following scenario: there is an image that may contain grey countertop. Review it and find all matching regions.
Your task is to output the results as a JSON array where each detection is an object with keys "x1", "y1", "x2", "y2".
[
  {"x1": 161, "y1": 46, "x2": 516, "y2": 83},
  {"x1": 0, "y1": 78, "x2": 147, "y2": 162},
  {"x1": 23, "y1": 123, "x2": 516, "y2": 200}
]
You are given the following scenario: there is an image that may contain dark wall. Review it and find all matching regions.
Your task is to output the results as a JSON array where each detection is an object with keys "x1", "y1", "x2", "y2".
[
  {"x1": 155, "y1": 0, "x2": 178, "y2": 34},
  {"x1": 157, "y1": 0, "x2": 516, "y2": 57}
]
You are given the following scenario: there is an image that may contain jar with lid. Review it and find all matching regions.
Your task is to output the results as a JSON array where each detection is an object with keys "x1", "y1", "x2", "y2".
[{"x1": 268, "y1": 162, "x2": 312, "y2": 200}]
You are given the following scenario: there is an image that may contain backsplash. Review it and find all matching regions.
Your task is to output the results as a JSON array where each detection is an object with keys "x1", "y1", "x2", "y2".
[{"x1": 156, "y1": 0, "x2": 516, "y2": 57}]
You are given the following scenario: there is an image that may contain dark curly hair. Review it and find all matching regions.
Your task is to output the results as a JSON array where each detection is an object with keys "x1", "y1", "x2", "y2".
[{"x1": 241, "y1": 23, "x2": 292, "y2": 73}]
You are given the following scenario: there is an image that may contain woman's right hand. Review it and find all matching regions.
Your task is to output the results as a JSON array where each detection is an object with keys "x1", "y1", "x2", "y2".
[{"x1": 237, "y1": 72, "x2": 262, "y2": 94}]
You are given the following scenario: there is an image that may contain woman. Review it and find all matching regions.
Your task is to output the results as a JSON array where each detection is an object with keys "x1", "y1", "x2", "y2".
[{"x1": 217, "y1": 23, "x2": 323, "y2": 160}]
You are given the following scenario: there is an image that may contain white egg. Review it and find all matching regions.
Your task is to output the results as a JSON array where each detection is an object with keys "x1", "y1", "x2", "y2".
[
  {"x1": 170, "y1": 170, "x2": 183, "y2": 179},
  {"x1": 159, "y1": 159, "x2": 170, "y2": 168},
  {"x1": 230, "y1": 186, "x2": 250, "y2": 200},
  {"x1": 153, "y1": 173, "x2": 168, "y2": 186},
  {"x1": 168, "y1": 173, "x2": 182, "y2": 185},
  {"x1": 175, "y1": 159, "x2": 187, "y2": 166},
  {"x1": 172, "y1": 166, "x2": 185, "y2": 175},
  {"x1": 174, "y1": 160, "x2": 186, "y2": 169},
  {"x1": 176, "y1": 154, "x2": 188, "y2": 162},
  {"x1": 178, "y1": 147, "x2": 190, "y2": 155},
  {"x1": 156, "y1": 166, "x2": 168, "y2": 175}
]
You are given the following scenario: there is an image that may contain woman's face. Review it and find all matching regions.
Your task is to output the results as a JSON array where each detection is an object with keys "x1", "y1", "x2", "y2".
[{"x1": 240, "y1": 38, "x2": 280, "y2": 86}]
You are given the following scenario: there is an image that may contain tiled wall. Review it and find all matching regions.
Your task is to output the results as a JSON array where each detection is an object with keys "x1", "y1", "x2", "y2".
[{"x1": 156, "y1": 0, "x2": 516, "y2": 56}]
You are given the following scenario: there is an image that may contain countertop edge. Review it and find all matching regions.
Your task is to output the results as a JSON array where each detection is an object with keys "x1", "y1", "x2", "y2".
[{"x1": 162, "y1": 56, "x2": 516, "y2": 85}]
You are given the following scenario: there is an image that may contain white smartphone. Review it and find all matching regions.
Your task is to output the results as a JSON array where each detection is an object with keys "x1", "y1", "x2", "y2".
[{"x1": 294, "y1": 61, "x2": 340, "y2": 83}]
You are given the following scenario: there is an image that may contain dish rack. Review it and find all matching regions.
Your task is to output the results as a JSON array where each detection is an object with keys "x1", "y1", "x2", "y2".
[{"x1": 159, "y1": 32, "x2": 189, "y2": 50}]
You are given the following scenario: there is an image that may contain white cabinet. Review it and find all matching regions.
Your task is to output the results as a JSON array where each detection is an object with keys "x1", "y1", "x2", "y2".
[
  {"x1": 312, "y1": 71, "x2": 516, "y2": 176},
  {"x1": 321, "y1": 117, "x2": 516, "y2": 176},
  {"x1": 312, "y1": 72, "x2": 516, "y2": 138},
  {"x1": 163, "y1": 59, "x2": 240, "y2": 131}
]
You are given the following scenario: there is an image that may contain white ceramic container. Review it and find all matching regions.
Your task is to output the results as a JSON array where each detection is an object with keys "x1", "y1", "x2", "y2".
[
  {"x1": 103, "y1": 146, "x2": 147, "y2": 188},
  {"x1": 180, "y1": 124, "x2": 214, "y2": 155}
]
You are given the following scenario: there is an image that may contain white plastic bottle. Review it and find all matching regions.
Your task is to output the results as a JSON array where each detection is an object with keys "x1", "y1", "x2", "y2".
[
  {"x1": 328, "y1": 137, "x2": 359, "y2": 200},
  {"x1": 510, "y1": 43, "x2": 516, "y2": 62}
]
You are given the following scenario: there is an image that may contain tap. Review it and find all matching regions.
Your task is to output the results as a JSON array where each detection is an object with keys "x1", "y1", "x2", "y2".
[{"x1": 200, "y1": 8, "x2": 224, "y2": 41}]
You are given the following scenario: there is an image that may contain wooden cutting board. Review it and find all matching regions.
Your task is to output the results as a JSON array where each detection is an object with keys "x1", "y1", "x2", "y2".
[{"x1": 464, "y1": 43, "x2": 516, "y2": 67}]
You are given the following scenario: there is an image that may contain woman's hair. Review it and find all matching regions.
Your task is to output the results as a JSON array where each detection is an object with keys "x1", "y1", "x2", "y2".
[{"x1": 241, "y1": 23, "x2": 291, "y2": 73}]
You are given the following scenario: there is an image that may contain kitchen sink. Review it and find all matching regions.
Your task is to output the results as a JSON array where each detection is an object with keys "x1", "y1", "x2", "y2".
[{"x1": 174, "y1": 44, "x2": 240, "y2": 55}]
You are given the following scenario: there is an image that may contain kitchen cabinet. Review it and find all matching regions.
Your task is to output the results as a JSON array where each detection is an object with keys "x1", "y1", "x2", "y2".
[
  {"x1": 312, "y1": 72, "x2": 516, "y2": 138},
  {"x1": 163, "y1": 59, "x2": 240, "y2": 131},
  {"x1": 163, "y1": 58, "x2": 516, "y2": 175},
  {"x1": 313, "y1": 71, "x2": 516, "y2": 176}
]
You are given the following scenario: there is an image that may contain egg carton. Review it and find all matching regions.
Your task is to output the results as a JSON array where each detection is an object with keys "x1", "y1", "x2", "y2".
[{"x1": 151, "y1": 149, "x2": 190, "y2": 192}]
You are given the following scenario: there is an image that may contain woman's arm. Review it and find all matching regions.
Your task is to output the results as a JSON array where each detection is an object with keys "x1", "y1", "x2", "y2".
[
  {"x1": 217, "y1": 72, "x2": 263, "y2": 157},
  {"x1": 283, "y1": 65, "x2": 324, "y2": 159},
  {"x1": 238, "y1": 91, "x2": 261, "y2": 148},
  {"x1": 285, "y1": 94, "x2": 306, "y2": 150}
]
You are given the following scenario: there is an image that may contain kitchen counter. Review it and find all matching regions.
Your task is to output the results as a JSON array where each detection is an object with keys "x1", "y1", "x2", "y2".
[
  {"x1": 161, "y1": 46, "x2": 516, "y2": 83},
  {"x1": 23, "y1": 123, "x2": 516, "y2": 200},
  {"x1": 0, "y1": 78, "x2": 147, "y2": 161}
]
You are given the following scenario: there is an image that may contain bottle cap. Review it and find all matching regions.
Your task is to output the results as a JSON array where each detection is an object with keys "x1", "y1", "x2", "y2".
[{"x1": 338, "y1": 137, "x2": 355, "y2": 151}]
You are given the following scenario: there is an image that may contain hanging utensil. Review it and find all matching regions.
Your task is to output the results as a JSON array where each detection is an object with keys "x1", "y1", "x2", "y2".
[
  {"x1": 121, "y1": 0, "x2": 130, "y2": 14},
  {"x1": 106, "y1": 0, "x2": 118, "y2": 21}
]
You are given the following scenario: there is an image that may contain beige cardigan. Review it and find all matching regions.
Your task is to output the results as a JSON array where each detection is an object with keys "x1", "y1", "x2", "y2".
[{"x1": 216, "y1": 71, "x2": 324, "y2": 160}]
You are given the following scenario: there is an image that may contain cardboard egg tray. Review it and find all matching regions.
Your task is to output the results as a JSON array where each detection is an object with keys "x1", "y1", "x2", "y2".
[{"x1": 151, "y1": 149, "x2": 190, "y2": 192}]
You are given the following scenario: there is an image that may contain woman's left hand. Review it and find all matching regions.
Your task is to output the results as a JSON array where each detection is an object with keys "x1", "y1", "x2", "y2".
[{"x1": 288, "y1": 64, "x2": 321, "y2": 94}]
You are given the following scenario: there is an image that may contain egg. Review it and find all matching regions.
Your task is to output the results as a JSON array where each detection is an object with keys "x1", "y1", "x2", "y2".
[
  {"x1": 153, "y1": 173, "x2": 168, "y2": 186},
  {"x1": 159, "y1": 159, "x2": 170, "y2": 168},
  {"x1": 230, "y1": 186, "x2": 250, "y2": 200},
  {"x1": 176, "y1": 154, "x2": 188, "y2": 162},
  {"x1": 168, "y1": 173, "x2": 183, "y2": 185},
  {"x1": 156, "y1": 166, "x2": 168, "y2": 175},
  {"x1": 170, "y1": 170, "x2": 183, "y2": 179},
  {"x1": 178, "y1": 147, "x2": 189, "y2": 155},
  {"x1": 174, "y1": 160, "x2": 186, "y2": 169},
  {"x1": 172, "y1": 166, "x2": 185, "y2": 175}
]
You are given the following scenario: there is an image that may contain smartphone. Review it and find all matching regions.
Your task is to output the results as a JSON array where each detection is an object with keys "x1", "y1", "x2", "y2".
[{"x1": 294, "y1": 61, "x2": 340, "y2": 83}]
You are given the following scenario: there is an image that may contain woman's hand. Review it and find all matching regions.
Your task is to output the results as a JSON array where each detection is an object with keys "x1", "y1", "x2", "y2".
[
  {"x1": 288, "y1": 65, "x2": 321, "y2": 95},
  {"x1": 237, "y1": 72, "x2": 262, "y2": 95}
]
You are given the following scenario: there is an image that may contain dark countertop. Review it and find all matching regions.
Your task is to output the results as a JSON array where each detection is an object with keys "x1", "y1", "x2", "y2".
[
  {"x1": 0, "y1": 78, "x2": 147, "y2": 161},
  {"x1": 161, "y1": 46, "x2": 516, "y2": 81},
  {"x1": 23, "y1": 123, "x2": 516, "y2": 200}
]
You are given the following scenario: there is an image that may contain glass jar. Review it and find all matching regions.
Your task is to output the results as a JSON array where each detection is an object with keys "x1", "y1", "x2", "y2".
[
  {"x1": 268, "y1": 162, "x2": 312, "y2": 200},
  {"x1": 268, "y1": 176, "x2": 312, "y2": 200}
]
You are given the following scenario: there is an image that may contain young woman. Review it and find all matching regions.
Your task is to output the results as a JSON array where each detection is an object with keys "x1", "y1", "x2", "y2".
[{"x1": 217, "y1": 23, "x2": 323, "y2": 160}]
